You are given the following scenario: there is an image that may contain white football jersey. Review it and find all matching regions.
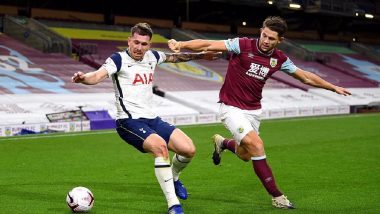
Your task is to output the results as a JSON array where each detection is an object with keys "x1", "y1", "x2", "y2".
[{"x1": 102, "y1": 50, "x2": 166, "y2": 119}]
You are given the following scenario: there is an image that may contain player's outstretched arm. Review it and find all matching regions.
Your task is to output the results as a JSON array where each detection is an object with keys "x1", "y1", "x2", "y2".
[
  {"x1": 164, "y1": 51, "x2": 222, "y2": 63},
  {"x1": 72, "y1": 67, "x2": 108, "y2": 85},
  {"x1": 290, "y1": 68, "x2": 351, "y2": 96},
  {"x1": 168, "y1": 39, "x2": 227, "y2": 53}
]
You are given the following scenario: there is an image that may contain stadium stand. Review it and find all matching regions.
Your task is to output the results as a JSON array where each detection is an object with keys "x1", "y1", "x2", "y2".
[
  {"x1": 31, "y1": 8, "x2": 104, "y2": 23},
  {"x1": 0, "y1": 33, "x2": 112, "y2": 94},
  {"x1": 310, "y1": 88, "x2": 380, "y2": 113},
  {"x1": 285, "y1": 57, "x2": 378, "y2": 88},
  {"x1": 0, "y1": 33, "x2": 114, "y2": 130},
  {"x1": 1, "y1": 9, "x2": 380, "y2": 136},
  {"x1": 50, "y1": 26, "x2": 298, "y2": 93},
  {"x1": 299, "y1": 41, "x2": 380, "y2": 85},
  {"x1": 169, "y1": 28, "x2": 378, "y2": 89},
  {"x1": 163, "y1": 27, "x2": 380, "y2": 119},
  {"x1": 0, "y1": 5, "x2": 18, "y2": 16},
  {"x1": 0, "y1": 28, "x2": 217, "y2": 136},
  {"x1": 350, "y1": 42, "x2": 380, "y2": 64},
  {"x1": 2, "y1": 15, "x2": 71, "y2": 56}
]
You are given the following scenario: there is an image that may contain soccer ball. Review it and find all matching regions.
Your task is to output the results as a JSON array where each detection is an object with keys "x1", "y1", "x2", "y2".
[{"x1": 66, "y1": 186, "x2": 94, "y2": 212}]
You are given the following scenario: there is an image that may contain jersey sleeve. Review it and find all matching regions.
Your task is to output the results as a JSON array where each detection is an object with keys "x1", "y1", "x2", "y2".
[
  {"x1": 280, "y1": 57, "x2": 297, "y2": 74},
  {"x1": 224, "y1": 38, "x2": 240, "y2": 54},
  {"x1": 156, "y1": 50, "x2": 166, "y2": 65},
  {"x1": 102, "y1": 52, "x2": 122, "y2": 76}
]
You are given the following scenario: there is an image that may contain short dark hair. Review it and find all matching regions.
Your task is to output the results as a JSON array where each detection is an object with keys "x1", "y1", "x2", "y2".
[
  {"x1": 131, "y1": 23, "x2": 153, "y2": 39},
  {"x1": 262, "y1": 16, "x2": 288, "y2": 37}
]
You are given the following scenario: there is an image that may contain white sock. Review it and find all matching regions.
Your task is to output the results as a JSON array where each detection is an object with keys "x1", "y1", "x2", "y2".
[
  {"x1": 154, "y1": 157, "x2": 179, "y2": 208},
  {"x1": 171, "y1": 154, "x2": 192, "y2": 181}
]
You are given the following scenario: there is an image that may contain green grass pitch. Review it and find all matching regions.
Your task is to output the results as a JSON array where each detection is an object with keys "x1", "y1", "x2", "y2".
[{"x1": 0, "y1": 113, "x2": 379, "y2": 213}]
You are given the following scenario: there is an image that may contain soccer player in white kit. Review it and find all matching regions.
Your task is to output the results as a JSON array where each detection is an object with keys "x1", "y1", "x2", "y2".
[{"x1": 72, "y1": 23, "x2": 219, "y2": 214}]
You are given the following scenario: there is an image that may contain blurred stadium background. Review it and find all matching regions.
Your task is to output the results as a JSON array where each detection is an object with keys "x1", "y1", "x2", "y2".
[
  {"x1": 0, "y1": 0, "x2": 379, "y2": 135},
  {"x1": 0, "y1": 0, "x2": 380, "y2": 213}
]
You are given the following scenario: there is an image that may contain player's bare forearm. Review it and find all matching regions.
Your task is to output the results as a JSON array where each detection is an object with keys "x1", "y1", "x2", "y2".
[
  {"x1": 72, "y1": 68, "x2": 108, "y2": 85},
  {"x1": 72, "y1": 72, "x2": 96, "y2": 85},
  {"x1": 294, "y1": 70, "x2": 351, "y2": 96},
  {"x1": 165, "y1": 52, "x2": 221, "y2": 63},
  {"x1": 165, "y1": 52, "x2": 204, "y2": 63},
  {"x1": 168, "y1": 39, "x2": 226, "y2": 53},
  {"x1": 311, "y1": 76, "x2": 351, "y2": 96}
]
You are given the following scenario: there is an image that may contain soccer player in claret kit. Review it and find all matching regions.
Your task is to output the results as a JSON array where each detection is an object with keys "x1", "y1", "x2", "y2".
[
  {"x1": 72, "y1": 23, "x2": 219, "y2": 214},
  {"x1": 168, "y1": 16, "x2": 351, "y2": 209}
]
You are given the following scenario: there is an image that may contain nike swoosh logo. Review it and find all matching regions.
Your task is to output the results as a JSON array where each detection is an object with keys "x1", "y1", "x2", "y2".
[{"x1": 164, "y1": 178, "x2": 173, "y2": 182}]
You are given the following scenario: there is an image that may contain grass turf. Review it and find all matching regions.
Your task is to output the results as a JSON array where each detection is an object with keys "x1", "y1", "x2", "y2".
[{"x1": 0, "y1": 113, "x2": 379, "y2": 213}]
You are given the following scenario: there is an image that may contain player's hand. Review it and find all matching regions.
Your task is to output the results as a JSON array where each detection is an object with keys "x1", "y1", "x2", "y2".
[
  {"x1": 334, "y1": 86, "x2": 351, "y2": 96},
  {"x1": 72, "y1": 71, "x2": 85, "y2": 83},
  {"x1": 168, "y1": 39, "x2": 181, "y2": 53},
  {"x1": 202, "y1": 51, "x2": 222, "y2": 60}
]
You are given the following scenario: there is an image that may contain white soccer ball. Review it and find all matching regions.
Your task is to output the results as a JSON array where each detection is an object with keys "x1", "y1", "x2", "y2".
[{"x1": 66, "y1": 186, "x2": 94, "y2": 213}]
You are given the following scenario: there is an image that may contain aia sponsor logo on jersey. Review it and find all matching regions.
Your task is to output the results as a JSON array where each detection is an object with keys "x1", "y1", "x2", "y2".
[{"x1": 132, "y1": 73, "x2": 153, "y2": 85}]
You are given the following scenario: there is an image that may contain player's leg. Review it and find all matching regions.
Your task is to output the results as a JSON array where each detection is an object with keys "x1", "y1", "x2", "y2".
[
  {"x1": 238, "y1": 127, "x2": 294, "y2": 208},
  {"x1": 218, "y1": 106, "x2": 294, "y2": 209},
  {"x1": 211, "y1": 133, "x2": 239, "y2": 165},
  {"x1": 143, "y1": 134, "x2": 182, "y2": 208},
  {"x1": 168, "y1": 128, "x2": 195, "y2": 177},
  {"x1": 116, "y1": 119, "x2": 182, "y2": 212},
  {"x1": 217, "y1": 109, "x2": 286, "y2": 198},
  {"x1": 153, "y1": 119, "x2": 196, "y2": 179},
  {"x1": 154, "y1": 118, "x2": 195, "y2": 200},
  {"x1": 167, "y1": 129, "x2": 195, "y2": 200},
  {"x1": 239, "y1": 131, "x2": 283, "y2": 194},
  {"x1": 214, "y1": 103, "x2": 253, "y2": 163},
  {"x1": 215, "y1": 114, "x2": 285, "y2": 197}
]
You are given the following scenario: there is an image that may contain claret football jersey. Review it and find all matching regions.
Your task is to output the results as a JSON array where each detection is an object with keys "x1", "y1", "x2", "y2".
[{"x1": 222, "y1": 37, "x2": 297, "y2": 110}]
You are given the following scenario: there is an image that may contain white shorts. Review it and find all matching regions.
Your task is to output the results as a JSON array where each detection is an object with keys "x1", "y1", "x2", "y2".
[{"x1": 218, "y1": 103, "x2": 262, "y2": 144}]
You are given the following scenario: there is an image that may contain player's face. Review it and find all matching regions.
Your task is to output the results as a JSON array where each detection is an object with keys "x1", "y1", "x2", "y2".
[
  {"x1": 258, "y1": 27, "x2": 282, "y2": 53},
  {"x1": 128, "y1": 33, "x2": 151, "y2": 60}
]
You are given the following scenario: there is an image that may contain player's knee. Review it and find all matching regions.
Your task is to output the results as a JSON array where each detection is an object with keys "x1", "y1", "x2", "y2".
[
  {"x1": 151, "y1": 142, "x2": 168, "y2": 156},
  {"x1": 183, "y1": 142, "x2": 196, "y2": 158},
  {"x1": 241, "y1": 138, "x2": 264, "y2": 158},
  {"x1": 158, "y1": 142, "x2": 168, "y2": 152},
  {"x1": 254, "y1": 141, "x2": 264, "y2": 152},
  {"x1": 239, "y1": 154, "x2": 251, "y2": 162},
  {"x1": 249, "y1": 138, "x2": 264, "y2": 152},
  {"x1": 188, "y1": 145, "x2": 196, "y2": 158}
]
